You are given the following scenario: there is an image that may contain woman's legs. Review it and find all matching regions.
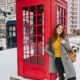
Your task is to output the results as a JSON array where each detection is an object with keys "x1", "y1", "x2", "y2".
[{"x1": 55, "y1": 57, "x2": 65, "y2": 80}]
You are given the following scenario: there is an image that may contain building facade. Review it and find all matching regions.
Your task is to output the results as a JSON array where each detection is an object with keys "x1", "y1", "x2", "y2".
[
  {"x1": 0, "y1": 0, "x2": 16, "y2": 37},
  {"x1": 67, "y1": 0, "x2": 80, "y2": 35}
]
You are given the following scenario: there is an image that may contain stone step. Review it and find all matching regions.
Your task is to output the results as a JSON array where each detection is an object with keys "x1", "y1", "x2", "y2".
[{"x1": 10, "y1": 77, "x2": 20, "y2": 80}]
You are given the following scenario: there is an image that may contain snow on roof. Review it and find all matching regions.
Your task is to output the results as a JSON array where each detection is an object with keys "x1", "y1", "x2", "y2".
[{"x1": 8, "y1": 18, "x2": 16, "y2": 21}]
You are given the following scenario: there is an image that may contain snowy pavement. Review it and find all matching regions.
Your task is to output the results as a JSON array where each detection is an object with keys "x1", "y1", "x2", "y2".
[
  {"x1": 0, "y1": 48, "x2": 18, "y2": 80},
  {"x1": 69, "y1": 36, "x2": 80, "y2": 46},
  {"x1": 0, "y1": 48, "x2": 29, "y2": 80},
  {"x1": 0, "y1": 36, "x2": 80, "y2": 80}
]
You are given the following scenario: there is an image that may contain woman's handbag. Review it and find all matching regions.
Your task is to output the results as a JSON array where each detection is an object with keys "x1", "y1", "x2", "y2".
[{"x1": 66, "y1": 48, "x2": 76, "y2": 62}]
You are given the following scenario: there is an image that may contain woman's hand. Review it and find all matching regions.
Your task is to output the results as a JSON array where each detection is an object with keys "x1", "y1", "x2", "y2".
[{"x1": 61, "y1": 39, "x2": 66, "y2": 44}]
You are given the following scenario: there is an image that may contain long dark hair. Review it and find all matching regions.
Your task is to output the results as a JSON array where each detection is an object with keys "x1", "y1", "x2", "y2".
[{"x1": 48, "y1": 24, "x2": 67, "y2": 50}]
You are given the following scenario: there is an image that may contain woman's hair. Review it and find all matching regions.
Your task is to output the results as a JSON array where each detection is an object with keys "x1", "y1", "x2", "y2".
[{"x1": 48, "y1": 24, "x2": 67, "y2": 50}]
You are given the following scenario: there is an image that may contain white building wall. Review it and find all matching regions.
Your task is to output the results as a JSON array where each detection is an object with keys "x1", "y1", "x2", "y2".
[
  {"x1": 79, "y1": 0, "x2": 80, "y2": 29},
  {"x1": 77, "y1": 0, "x2": 79, "y2": 29},
  {"x1": 67, "y1": 0, "x2": 80, "y2": 34},
  {"x1": 67, "y1": 0, "x2": 72, "y2": 34}
]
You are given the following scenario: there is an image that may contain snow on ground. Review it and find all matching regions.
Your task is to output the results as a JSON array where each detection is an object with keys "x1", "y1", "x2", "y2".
[
  {"x1": 0, "y1": 36, "x2": 80, "y2": 80},
  {"x1": 69, "y1": 36, "x2": 80, "y2": 46},
  {"x1": 0, "y1": 48, "x2": 28, "y2": 80},
  {"x1": 0, "y1": 48, "x2": 17, "y2": 80}
]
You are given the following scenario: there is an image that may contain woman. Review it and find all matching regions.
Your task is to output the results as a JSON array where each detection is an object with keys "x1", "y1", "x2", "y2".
[{"x1": 45, "y1": 24, "x2": 76, "y2": 80}]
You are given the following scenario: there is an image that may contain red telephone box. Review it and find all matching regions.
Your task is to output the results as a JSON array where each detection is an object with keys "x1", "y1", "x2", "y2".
[{"x1": 16, "y1": 0, "x2": 67, "y2": 80}]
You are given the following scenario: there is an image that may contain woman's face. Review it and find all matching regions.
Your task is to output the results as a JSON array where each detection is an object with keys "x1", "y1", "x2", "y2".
[{"x1": 57, "y1": 25, "x2": 63, "y2": 35}]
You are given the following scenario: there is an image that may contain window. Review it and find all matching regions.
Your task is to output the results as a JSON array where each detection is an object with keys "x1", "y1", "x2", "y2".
[
  {"x1": 57, "y1": 6, "x2": 65, "y2": 25},
  {"x1": 72, "y1": 0, "x2": 78, "y2": 2},
  {"x1": 0, "y1": 0, "x2": 4, "y2": 3},
  {"x1": 9, "y1": 32, "x2": 12, "y2": 38},
  {"x1": 13, "y1": 26, "x2": 16, "y2": 31},
  {"x1": 71, "y1": 12, "x2": 77, "y2": 15},
  {"x1": 8, "y1": 0, "x2": 15, "y2": 3},
  {"x1": 23, "y1": 5, "x2": 44, "y2": 66},
  {"x1": 0, "y1": 29, "x2": 2, "y2": 33},
  {"x1": 0, "y1": 19, "x2": 5, "y2": 25},
  {"x1": 10, "y1": 0, "x2": 14, "y2": 1},
  {"x1": 71, "y1": 16, "x2": 77, "y2": 20},
  {"x1": 9, "y1": 26, "x2": 12, "y2": 31},
  {"x1": 13, "y1": 26, "x2": 16, "y2": 37},
  {"x1": 13, "y1": 32, "x2": 16, "y2": 37},
  {"x1": 0, "y1": 29, "x2": 6, "y2": 33},
  {"x1": 73, "y1": 25, "x2": 77, "y2": 28},
  {"x1": 71, "y1": 25, "x2": 77, "y2": 28},
  {"x1": 8, "y1": 26, "x2": 16, "y2": 37},
  {"x1": 71, "y1": 21, "x2": 77, "y2": 24},
  {"x1": 8, "y1": 5, "x2": 15, "y2": 13},
  {"x1": 10, "y1": 7, "x2": 14, "y2": 12}
]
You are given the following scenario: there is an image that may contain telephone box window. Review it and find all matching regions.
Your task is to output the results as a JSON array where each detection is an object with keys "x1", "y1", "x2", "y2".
[
  {"x1": 23, "y1": 7, "x2": 28, "y2": 16},
  {"x1": 37, "y1": 46, "x2": 44, "y2": 55},
  {"x1": 57, "y1": 6, "x2": 59, "y2": 16},
  {"x1": 30, "y1": 36, "x2": 36, "y2": 45},
  {"x1": 30, "y1": 55, "x2": 36, "y2": 64},
  {"x1": 24, "y1": 36, "x2": 29, "y2": 44},
  {"x1": 37, "y1": 56, "x2": 44, "y2": 65},
  {"x1": 30, "y1": 46, "x2": 36, "y2": 55},
  {"x1": 63, "y1": 9, "x2": 65, "y2": 17},
  {"x1": 30, "y1": 16, "x2": 36, "y2": 25},
  {"x1": 30, "y1": 6, "x2": 36, "y2": 15},
  {"x1": 23, "y1": 17, "x2": 29, "y2": 25},
  {"x1": 23, "y1": 5, "x2": 44, "y2": 65},
  {"x1": 30, "y1": 26, "x2": 36, "y2": 35},
  {"x1": 37, "y1": 36, "x2": 44, "y2": 45},
  {"x1": 37, "y1": 15, "x2": 44, "y2": 25},
  {"x1": 57, "y1": 6, "x2": 66, "y2": 25},
  {"x1": 57, "y1": 16, "x2": 59, "y2": 24},
  {"x1": 24, "y1": 55, "x2": 29, "y2": 63},
  {"x1": 37, "y1": 5, "x2": 44, "y2": 14},
  {"x1": 23, "y1": 27, "x2": 29, "y2": 35},
  {"x1": 37, "y1": 26, "x2": 44, "y2": 35},
  {"x1": 24, "y1": 45, "x2": 29, "y2": 54}
]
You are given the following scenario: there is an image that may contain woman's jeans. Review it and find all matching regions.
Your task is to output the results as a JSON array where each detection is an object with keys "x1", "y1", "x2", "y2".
[
  {"x1": 55, "y1": 57, "x2": 76, "y2": 80},
  {"x1": 55, "y1": 57, "x2": 65, "y2": 80}
]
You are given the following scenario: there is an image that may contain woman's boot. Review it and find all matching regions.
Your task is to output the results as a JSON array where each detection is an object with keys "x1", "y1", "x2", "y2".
[{"x1": 67, "y1": 77, "x2": 76, "y2": 80}]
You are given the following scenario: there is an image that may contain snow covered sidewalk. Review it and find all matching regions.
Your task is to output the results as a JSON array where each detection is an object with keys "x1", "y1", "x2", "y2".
[{"x1": 0, "y1": 48, "x2": 28, "y2": 80}]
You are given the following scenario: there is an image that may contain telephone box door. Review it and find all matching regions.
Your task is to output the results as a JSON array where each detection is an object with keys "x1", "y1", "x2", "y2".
[{"x1": 17, "y1": 1, "x2": 48, "y2": 79}]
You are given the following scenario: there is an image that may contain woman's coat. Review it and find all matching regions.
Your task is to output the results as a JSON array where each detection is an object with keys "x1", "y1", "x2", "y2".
[{"x1": 45, "y1": 36, "x2": 76, "y2": 79}]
